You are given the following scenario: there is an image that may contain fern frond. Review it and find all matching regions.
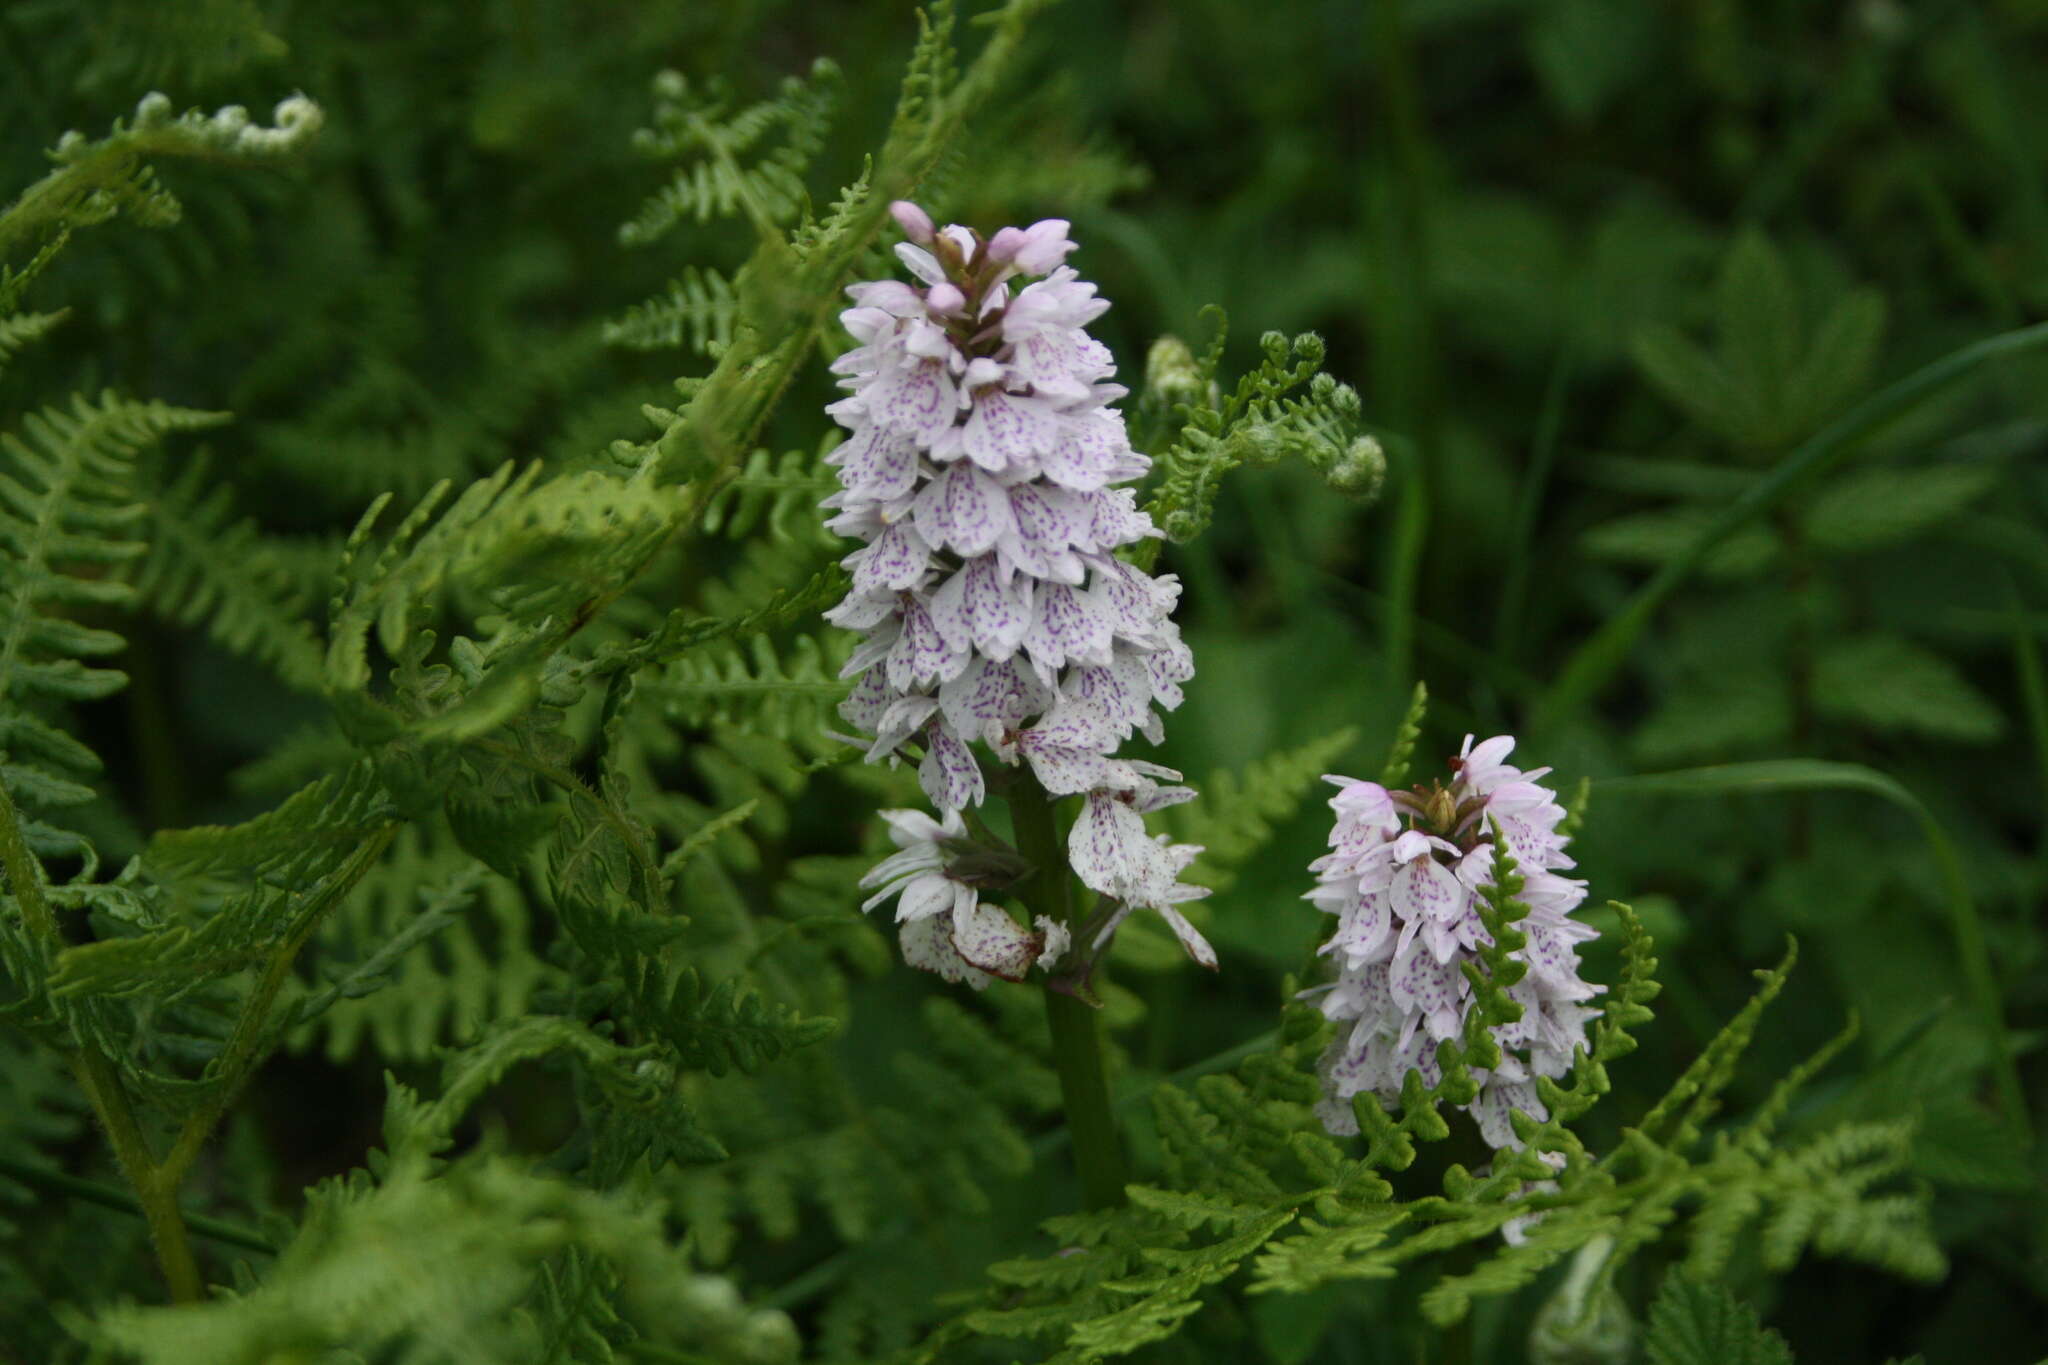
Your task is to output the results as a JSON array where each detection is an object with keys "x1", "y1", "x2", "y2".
[
  {"x1": 0, "y1": 392, "x2": 226, "y2": 855},
  {"x1": 1379, "y1": 681, "x2": 1427, "y2": 786},
  {"x1": 1636, "y1": 937, "x2": 1797, "y2": 1149},
  {"x1": 87, "y1": 1145, "x2": 796, "y2": 1365},
  {"x1": 0, "y1": 309, "x2": 66, "y2": 379},
  {"x1": 131, "y1": 453, "x2": 325, "y2": 692},
  {"x1": 0, "y1": 91, "x2": 322, "y2": 268},
  {"x1": 620, "y1": 60, "x2": 842, "y2": 246},
  {"x1": 588, "y1": 566, "x2": 847, "y2": 680},
  {"x1": 1136, "y1": 330, "x2": 1374, "y2": 563},
  {"x1": 291, "y1": 825, "x2": 556, "y2": 1065},
  {"x1": 700, "y1": 445, "x2": 839, "y2": 543},
  {"x1": 1164, "y1": 726, "x2": 1359, "y2": 891},
  {"x1": 52, "y1": 813, "x2": 392, "y2": 1016},
  {"x1": 258, "y1": 420, "x2": 479, "y2": 504},
  {"x1": 0, "y1": 1026, "x2": 86, "y2": 1236},
  {"x1": 648, "y1": 632, "x2": 849, "y2": 741},
  {"x1": 616, "y1": 962, "x2": 838, "y2": 1079},
  {"x1": 602, "y1": 264, "x2": 739, "y2": 355},
  {"x1": 146, "y1": 761, "x2": 389, "y2": 884},
  {"x1": 74, "y1": 0, "x2": 287, "y2": 92}
]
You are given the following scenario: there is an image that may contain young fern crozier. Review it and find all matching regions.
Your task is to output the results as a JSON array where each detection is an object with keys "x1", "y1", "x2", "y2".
[
  {"x1": 825, "y1": 201, "x2": 1208, "y2": 988},
  {"x1": 1307, "y1": 735, "x2": 1601, "y2": 1148}
]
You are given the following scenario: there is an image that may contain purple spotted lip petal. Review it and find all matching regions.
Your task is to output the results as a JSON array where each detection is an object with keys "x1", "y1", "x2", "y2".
[
  {"x1": 914, "y1": 461, "x2": 1014, "y2": 558},
  {"x1": 850, "y1": 520, "x2": 931, "y2": 592},
  {"x1": 917, "y1": 722, "x2": 985, "y2": 813},
  {"x1": 961, "y1": 387, "x2": 1056, "y2": 474},
  {"x1": 1024, "y1": 581, "x2": 1113, "y2": 675}
]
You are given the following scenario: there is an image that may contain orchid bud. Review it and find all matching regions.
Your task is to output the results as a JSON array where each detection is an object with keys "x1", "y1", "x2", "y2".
[
  {"x1": 985, "y1": 225, "x2": 1027, "y2": 264},
  {"x1": 889, "y1": 199, "x2": 935, "y2": 245}
]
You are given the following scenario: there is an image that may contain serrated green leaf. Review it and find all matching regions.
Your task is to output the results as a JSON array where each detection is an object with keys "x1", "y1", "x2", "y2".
[
  {"x1": 1716, "y1": 230, "x2": 1802, "y2": 440},
  {"x1": 1909, "y1": 1098, "x2": 2034, "y2": 1191},
  {"x1": 1787, "y1": 287, "x2": 1886, "y2": 434},
  {"x1": 1803, "y1": 464, "x2": 1996, "y2": 553},
  {"x1": 1580, "y1": 507, "x2": 1777, "y2": 579},
  {"x1": 445, "y1": 796, "x2": 561, "y2": 879},
  {"x1": 1644, "y1": 1275, "x2": 1794, "y2": 1365},
  {"x1": 1630, "y1": 325, "x2": 1748, "y2": 445},
  {"x1": 1812, "y1": 635, "x2": 2004, "y2": 742}
]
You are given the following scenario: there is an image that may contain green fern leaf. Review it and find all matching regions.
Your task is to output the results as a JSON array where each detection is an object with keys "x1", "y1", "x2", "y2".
[
  {"x1": 1, "y1": 392, "x2": 226, "y2": 853},
  {"x1": 620, "y1": 60, "x2": 842, "y2": 246},
  {"x1": 0, "y1": 310, "x2": 66, "y2": 379},
  {"x1": 1643, "y1": 1275, "x2": 1793, "y2": 1365},
  {"x1": 617, "y1": 962, "x2": 838, "y2": 1079},
  {"x1": 0, "y1": 91, "x2": 322, "y2": 268},
  {"x1": 648, "y1": 632, "x2": 849, "y2": 741},
  {"x1": 131, "y1": 452, "x2": 326, "y2": 692},
  {"x1": 1165, "y1": 726, "x2": 1358, "y2": 891},
  {"x1": 603, "y1": 264, "x2": 739, "y2": 355}
]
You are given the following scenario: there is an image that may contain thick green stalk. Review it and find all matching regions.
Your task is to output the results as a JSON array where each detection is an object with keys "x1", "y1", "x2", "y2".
[{"x1": 1009, "y1": 776, "x2": 1127, "y2": 1209}]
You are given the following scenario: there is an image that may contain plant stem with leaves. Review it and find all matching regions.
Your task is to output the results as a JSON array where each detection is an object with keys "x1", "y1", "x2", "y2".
[
  {"x1": 0, "y1": 782, "x2": 201, "y2": 1300},
  {"x1": 1009, "y1": 773, "x2": 1127, "y2": 1209}
]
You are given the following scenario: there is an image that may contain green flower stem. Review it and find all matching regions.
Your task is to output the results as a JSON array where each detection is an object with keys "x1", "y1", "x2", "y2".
[{"x1": 1009, "y1": 774, "x2": 1128, "y2": 1209}]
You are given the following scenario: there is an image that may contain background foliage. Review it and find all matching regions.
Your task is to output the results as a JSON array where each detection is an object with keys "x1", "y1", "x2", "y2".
[{"x1": 1, "y1": 0, "x2": 2044, "y2": 1361}]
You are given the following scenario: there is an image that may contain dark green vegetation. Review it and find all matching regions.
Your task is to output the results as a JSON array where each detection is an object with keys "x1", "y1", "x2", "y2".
[{"x1": 0, "y1": 2, "x2": 2043, "y2": 1361}]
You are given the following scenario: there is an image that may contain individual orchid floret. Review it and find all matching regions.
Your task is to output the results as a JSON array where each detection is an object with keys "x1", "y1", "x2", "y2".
[
  {"x1": 1304, "y1": 735, "x2": 1602, "y2": 1150},
  {"x1": 821, "y1": 201, "x2": 1212, "y2": 986},
  {"x1": 858, "y1": 809, "x2": 1062, "y2": 988},
  {"x1": 986, "y1": 218, "x2": 1077, "y2": 276}
]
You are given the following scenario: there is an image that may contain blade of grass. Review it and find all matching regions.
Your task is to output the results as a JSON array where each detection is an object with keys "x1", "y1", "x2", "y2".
[
  {"x1": 1534, "y1": 320, "x2": 2048, "y2": 733},
  {"x1": 1365, "y1": 0, "x2": 1435, "y2": 718},
  {"x1": 1493, "y1": 345, "x2": 1575, "y2": 672},
  {"x1": 2007, "y1": 576, "x2": 2048, "y2": 878},
  {"x1": 1594, "y1": 760, "x2": 2028, "y2": 1142}
]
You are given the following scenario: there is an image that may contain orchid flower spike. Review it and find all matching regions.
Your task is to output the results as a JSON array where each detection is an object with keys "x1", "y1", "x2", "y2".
[
  {"x1": 1304, "y1": 735, "x2": 1602, "y2": 1149},
  {"x1": 823, "y1": 203, "x2": 1207, "y2": 985}
]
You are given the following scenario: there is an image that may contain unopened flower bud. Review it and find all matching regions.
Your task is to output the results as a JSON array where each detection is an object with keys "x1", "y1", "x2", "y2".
[
  {"x1": 985, "y1": 225, "x2": 1027, "y2": 264},
  {"x1": 925, "y1": 282, "x2": 966, "y2": 316},
  {"x1": 889, "y1": 199, "x2": 935, "y2": 245}
]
